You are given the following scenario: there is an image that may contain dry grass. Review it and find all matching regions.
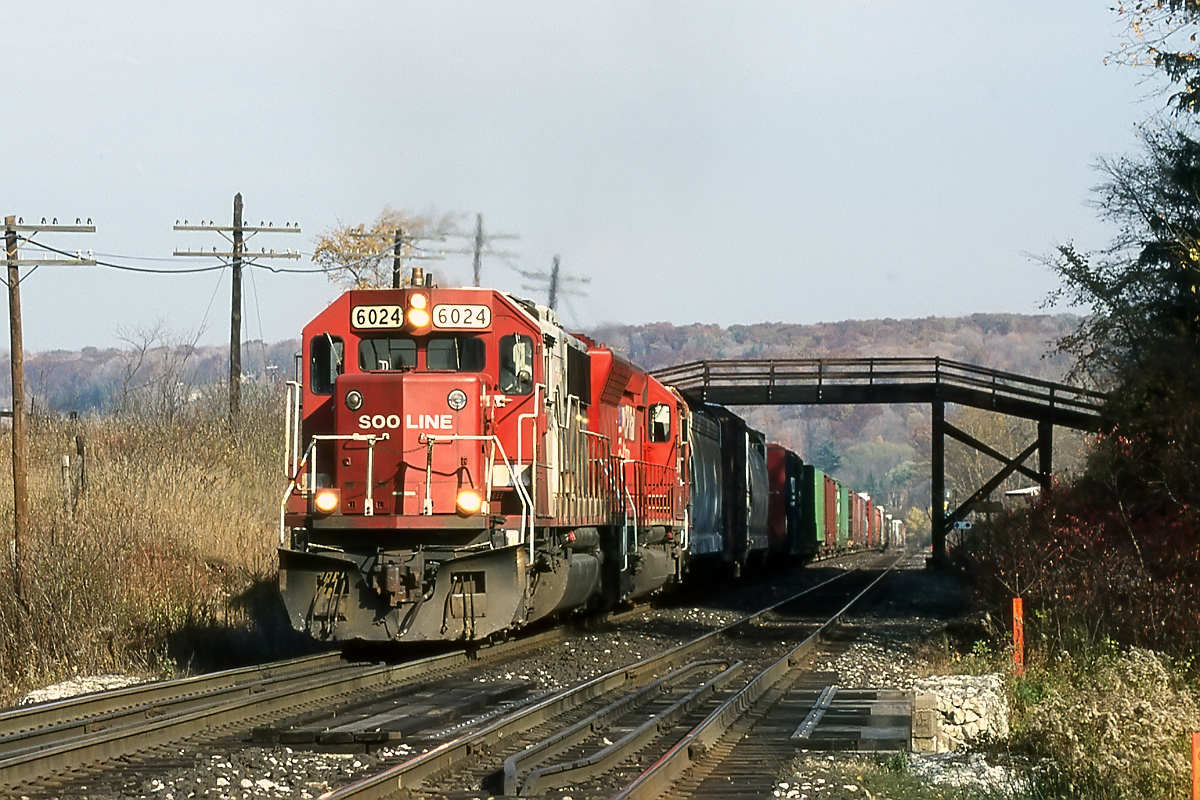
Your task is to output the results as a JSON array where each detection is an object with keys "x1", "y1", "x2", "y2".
[
  {"x1": 0, "y1": 383, "x2": 306, "y2": 706},
  {"x1": 1009, "y1": 646, "x2": 1200, "y2": 799}
]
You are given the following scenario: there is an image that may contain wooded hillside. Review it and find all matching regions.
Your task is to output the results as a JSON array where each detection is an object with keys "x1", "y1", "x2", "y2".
[{"x1": 1, "y1": 312, "x2": 1088, "y2": 524}]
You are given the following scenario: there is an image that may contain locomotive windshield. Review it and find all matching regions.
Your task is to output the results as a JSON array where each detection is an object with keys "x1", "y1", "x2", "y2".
[
  {"x1": 428, "y1": 336, "x2": 486, "y2": 371},
  {"x1": 359, "y1": 337, "x2": 416, "y2": 371},
  {"x1": 356, "y1": 335, "x2": 486, "y2": 373}
]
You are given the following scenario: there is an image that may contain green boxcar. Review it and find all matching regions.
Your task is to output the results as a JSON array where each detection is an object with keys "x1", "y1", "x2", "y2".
[{"x1": 801, "y1": 465, "x2": 825, "y2": 546}]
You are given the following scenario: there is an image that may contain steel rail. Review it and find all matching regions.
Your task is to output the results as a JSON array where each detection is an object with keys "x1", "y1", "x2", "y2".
[
  {"x1": 610, "y1": 553, "x2": 905, "y2": 800},
  {"x1": 0, "y1": 651, "x2": 345, "y2": 741},
  {"x1": 0, "y1": 623, "x2": 573, "y2": 789},
  {"x1": 319, "y1": 566, "x2": 869, "y2": 800},
  {"x1": 518, "y1": 661, "x2": 745, "y2": 796}
]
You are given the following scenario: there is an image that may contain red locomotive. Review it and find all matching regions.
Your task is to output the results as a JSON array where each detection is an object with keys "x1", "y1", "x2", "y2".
[
  {"x1": 279, "y1": 271, "x2": 898, "y2": 643},
  {"x1": 279, "y1": 271, "x2": 689, "y2": 642}
]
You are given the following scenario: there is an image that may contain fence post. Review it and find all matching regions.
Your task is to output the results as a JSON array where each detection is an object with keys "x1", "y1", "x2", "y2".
[
  {"x1": 76, "y1": 434, "x2": 86, "y2": 499},
  {"x1": 60, "y1": 454, "x2": 73, "y2": 521},
  {"x1": 1013, "y1": 597, "x2": 1025, "y2": 676}
]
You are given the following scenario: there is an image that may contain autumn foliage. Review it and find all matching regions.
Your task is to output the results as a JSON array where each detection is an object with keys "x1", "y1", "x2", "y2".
[{"x1": 970, "y1": 387, "x2": 1200, "y2": 656}]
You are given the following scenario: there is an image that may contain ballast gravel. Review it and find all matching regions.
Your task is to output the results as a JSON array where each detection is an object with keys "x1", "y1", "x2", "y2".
[{"x1": 15, "y1": 555, "x2": 1027, "y2": 799}]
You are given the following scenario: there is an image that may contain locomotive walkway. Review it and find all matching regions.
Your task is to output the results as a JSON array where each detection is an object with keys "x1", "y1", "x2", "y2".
[{"x1": 651, "y1": 357, "x2": 1108, "y2": 563}]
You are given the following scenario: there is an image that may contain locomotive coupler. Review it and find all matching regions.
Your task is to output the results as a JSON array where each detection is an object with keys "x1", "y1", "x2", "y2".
[{"x1": 373, "y1": 552, "x2": 424, "y2": 607}]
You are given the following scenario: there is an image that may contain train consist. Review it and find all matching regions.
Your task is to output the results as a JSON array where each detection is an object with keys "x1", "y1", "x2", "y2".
[{"x1": 278, "y1": 273, "x2": 903, "y2": 643}]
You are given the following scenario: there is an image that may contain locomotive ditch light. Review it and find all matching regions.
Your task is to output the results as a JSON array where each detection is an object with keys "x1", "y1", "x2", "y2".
[
  {"x1": 456, "y1": 488, "x2": 483, "y2": 516},
  {"x1": 345, "y1": 390, "x2": 364, "y2": 411},
  {"x1": 313, "y1": 488, "x2": 340, "y2": 515},
  {"x1": 447, "y1": 389, "x2": 468, "y2": 411}
]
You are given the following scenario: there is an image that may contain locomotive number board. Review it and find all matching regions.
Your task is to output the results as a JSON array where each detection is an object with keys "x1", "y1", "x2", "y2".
[
  {"x1": 433, "y1": 304, "x2": 491, "y2": 329},
  {"x1": 351, "y1": 305, "x2": 403, "y2": 329}
]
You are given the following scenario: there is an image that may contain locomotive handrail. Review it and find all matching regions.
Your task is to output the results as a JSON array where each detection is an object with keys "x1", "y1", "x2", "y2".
[
  {"x1": 311, "y1": 433, "x2": 389, "y2": 517},
  {"x1": 279, "y1": 437, "x2": 316, "y2": 545},
  {"x1": 518, "y1": 383, "x2": 543, "y2": 546},
  {"x1": 419, "y1": 433, "x2": 533, "y2": 557},
  {"x1": 621, "y1": 477, "x2": 639, "y2": 572},
  {"x1": 284, "y1": 380, "x2": 303, "y2": 480}
]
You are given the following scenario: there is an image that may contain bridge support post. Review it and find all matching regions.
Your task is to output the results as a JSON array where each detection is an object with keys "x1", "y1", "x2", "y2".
[
  {"x1": 1038, "y1": 420, "x2": 1053, "y2": 490},
  {"x1": 930, "y1": 400, "x2": 946, "y2": 567}
]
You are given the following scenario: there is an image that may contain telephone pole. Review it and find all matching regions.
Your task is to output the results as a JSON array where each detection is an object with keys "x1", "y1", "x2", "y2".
[
  {"x1": 174, "y1": 194, "x2": 300, "y2": 425},
  {"x1": 4, "y1": 215, "x2": 95, "y2": 608},
  {"x1": 521, "y1": 254, "x2": 590, "y2": 311},
  {"x1": 346, "y1": 227, "x2": 445, "y2": 288},
  {"x1": 441, "y1": 214, "x2": 518, "y2": 286}
]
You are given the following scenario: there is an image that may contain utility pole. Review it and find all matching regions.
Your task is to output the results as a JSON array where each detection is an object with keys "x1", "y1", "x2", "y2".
[
  {"x1": 549, "y1": 255, "x2": 561, "y2": 310},
  {"x1": 3, "y1": 216, "x2": 95, "y2": 609},
  {"x1": 174, "y1": 194, "x2": 300, "y2": 426},
  {"x1": 521, "y1": 254, "x2": 590, "y2": 311},
  {"x1": 231, "y1": 194, "x2": 243, "y2": 422},
  {"x1": 442, "y1": 214, "x2": 518, "y2": 286},
  {"x1": 392, "y1": 228, "x2": 404, "y2": 289},
  {"x1": 347, "y1": 227, "x2": 444, "y2": 288},
  {"x1": 472, "y1": 215, "x2": 483, "y2": 287}
]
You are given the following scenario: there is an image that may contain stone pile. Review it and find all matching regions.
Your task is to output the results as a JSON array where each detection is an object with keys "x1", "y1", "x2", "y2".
[{"x1": 911, "y1": 672, "x2": 1009, "y2": 752}]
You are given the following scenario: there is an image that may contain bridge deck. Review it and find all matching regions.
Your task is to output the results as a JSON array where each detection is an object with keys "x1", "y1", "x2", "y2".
[{"x1": 651, "y1": 357, "x2": 1105, "y2": 431}]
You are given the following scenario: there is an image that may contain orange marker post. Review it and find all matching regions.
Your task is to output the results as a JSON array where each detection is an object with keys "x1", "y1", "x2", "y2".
[
  {"x1": 1192, "y1": 731, "x2": 1199, "y2": 800},
  {"x1": 1012, "y1": 597, "x2": 1025, "y2": 676}
]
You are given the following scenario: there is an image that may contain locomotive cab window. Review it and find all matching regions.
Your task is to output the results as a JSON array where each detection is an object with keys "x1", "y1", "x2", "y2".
[
  {"x1": 310, "y1": 334, "x2": 344, "y2": 395},
  {"x1": 359, "y1": 337, "x2": 417, "y2": 371},
  {"x1": 649, "y1": 403, "x2": 672, "y2": 442},
  {"x1": 499, "y1": 334, "x2": 534, "y2": 395},
  {"x1": 427, "y1": 336, "x2": 486, "y2": 372}
]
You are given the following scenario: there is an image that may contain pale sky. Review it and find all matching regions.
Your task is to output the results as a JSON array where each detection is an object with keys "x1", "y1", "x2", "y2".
[{"x1": 4, "y1": 2, "x2": 1165, "y2": 352}]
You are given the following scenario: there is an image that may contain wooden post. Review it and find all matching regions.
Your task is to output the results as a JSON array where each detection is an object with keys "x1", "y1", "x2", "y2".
[
  {"x1": 60, "y1": 455, "x2": 72, "y2": 520},
  {"x1": 229, "y1": 193, "x2": 243, "y2": 426},
  {"x1": 75, "y1": 434, "x2": 86, "y2": 499},
  {"x1": 1013, "y1": 597, "x2": 1025, "y2": 676},
  {"x1": 5, "y1": 216, "x2": 31, "y2": 609},
  {"x1": 1192, "y1": 731, "x2": 1199, "y2": 800}
]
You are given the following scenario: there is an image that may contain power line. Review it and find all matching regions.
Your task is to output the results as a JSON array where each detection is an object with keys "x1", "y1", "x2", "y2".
[{"x1": 173, "y1": 193, "x2": 301, "y2": 425}]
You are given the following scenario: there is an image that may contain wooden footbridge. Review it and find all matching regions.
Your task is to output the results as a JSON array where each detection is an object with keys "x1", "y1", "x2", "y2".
[{"x1": 651, "y1": 357, "x2": 1107, "y2": 564}]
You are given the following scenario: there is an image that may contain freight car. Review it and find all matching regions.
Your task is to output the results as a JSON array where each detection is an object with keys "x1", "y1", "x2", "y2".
[{"x1": 278, "y1": 273, "x2": 889, "y2": 644}]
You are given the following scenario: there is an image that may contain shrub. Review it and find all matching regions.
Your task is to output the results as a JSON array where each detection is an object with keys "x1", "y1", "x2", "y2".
[{"x1": 1012, "y1": 648, "x2": 1200, "y2": 799}]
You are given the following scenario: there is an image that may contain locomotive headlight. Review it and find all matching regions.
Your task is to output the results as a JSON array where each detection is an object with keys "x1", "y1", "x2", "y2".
[
  {"x1": 313, "y1": 488, "x2": 340, "y2": 515},
  {"x1": 409, "y1": 293, "x2": 428, "y2": 310},
  {"x1": 456, "y1": 489, "x2": 483, "y2": 516},
  {"x1": 345, "y1": 390, "x2": 364, "y2": 411},
  {"x1": 407, "y1": 307, "x2": 431, "y2": 328},
  {"x1": 447, "y1": 389, "x2": 468, "y2": 411}
]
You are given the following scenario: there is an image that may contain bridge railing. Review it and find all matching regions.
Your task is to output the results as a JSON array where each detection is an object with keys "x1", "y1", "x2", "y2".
[{"x1": 651, "y1": 356, "x2": 1107, "y2": 418}]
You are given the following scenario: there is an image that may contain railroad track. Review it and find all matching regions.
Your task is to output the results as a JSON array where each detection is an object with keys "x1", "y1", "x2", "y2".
[
  {"x1": 0, "y1": 550, "x2": 899, "y2": 798},
  {"x1": 0, "y1": 625, "x2": 579, "y2": 797},
  {"x1": 320, "y1": 551, "x2": 907, "y2": 799}
]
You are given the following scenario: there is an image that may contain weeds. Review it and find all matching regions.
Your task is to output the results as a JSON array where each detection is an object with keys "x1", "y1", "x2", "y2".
[
  {"x1": 1010, "y1": 647, "x2": 1200, "y2": 799},
  {"x1": 0, "y1": 382, "x2": 308, "y2": 705}
]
